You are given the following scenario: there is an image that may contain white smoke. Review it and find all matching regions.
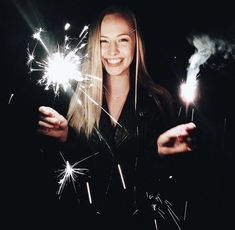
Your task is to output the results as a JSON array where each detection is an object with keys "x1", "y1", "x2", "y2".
[
  {"x1": 187, "y1": 34, "x2": 235, "y2": 80},
  {"x1": 181, "y1": 33, "x2": 235, "y2": 104}
]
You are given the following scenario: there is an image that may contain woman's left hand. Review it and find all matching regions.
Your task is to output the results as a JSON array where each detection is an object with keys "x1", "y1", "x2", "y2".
[{"x1": 157, "y1": 122, "x2": 196, "y2": 156}]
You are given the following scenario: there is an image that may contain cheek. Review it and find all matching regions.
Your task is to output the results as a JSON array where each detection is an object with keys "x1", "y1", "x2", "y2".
[
  {"x1": 126, "y1": 48, "x2": 135, "y2": 62},
  {"x1": 101, "y1": 49, "x2": 105, "y2": 58}
]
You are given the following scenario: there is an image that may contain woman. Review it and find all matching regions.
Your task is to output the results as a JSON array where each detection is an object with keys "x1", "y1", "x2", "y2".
[{"x1": 38, "y1": 5, "x2": 196, "y2": 230}]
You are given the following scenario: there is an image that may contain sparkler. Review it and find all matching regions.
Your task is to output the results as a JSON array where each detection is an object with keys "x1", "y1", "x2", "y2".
[
  {"x1": 56, "y1": 151, "x2": 99, "y2": 200},
  {"x1": 27, "y1": 25, "x2": 122, "y2": 127},
  {"x1": 27, "y1": 25, "x2": 91, "y2": 95},
  {"x1": 179, "y1": 35, "x2": 215, "y2": 121}
]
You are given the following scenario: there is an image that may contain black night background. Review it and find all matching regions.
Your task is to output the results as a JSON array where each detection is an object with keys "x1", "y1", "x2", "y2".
[{"x1": 1, "y1": 0, "x2": 235, "y2": 229}]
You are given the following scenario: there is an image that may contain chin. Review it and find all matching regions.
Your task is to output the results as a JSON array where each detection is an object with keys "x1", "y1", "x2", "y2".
[{"x1": 106, "y1": 69, "x2": 123, "y2": 77}]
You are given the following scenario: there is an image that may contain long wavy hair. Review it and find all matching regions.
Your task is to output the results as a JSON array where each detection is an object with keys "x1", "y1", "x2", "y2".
[{"x1": 67, "y1": 5, "x2": 172, "y2": 137}]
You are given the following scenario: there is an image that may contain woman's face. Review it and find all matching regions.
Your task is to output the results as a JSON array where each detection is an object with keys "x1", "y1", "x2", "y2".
[{"x1": 100, "y1": 13, "x2": 135, "y2": 78}]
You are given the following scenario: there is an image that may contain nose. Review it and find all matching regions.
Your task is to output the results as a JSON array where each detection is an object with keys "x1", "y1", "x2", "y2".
[{"x1": 108, "y1": 41, "x2": 118, "y2": 55}]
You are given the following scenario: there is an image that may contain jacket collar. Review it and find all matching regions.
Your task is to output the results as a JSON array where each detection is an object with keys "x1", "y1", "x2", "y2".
[{"x1": 98, "y1": 89, "x2": 139, "y2": 149}]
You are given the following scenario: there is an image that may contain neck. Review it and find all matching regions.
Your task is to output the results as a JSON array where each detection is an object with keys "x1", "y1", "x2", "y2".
[{"x1": 105, "y1": 74, "x2": 130, "y2": 97}]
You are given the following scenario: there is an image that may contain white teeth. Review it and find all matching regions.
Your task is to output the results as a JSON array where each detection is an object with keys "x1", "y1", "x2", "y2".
[{"x1": 107, "y1": 59, "x2": 121, "y2": 64}]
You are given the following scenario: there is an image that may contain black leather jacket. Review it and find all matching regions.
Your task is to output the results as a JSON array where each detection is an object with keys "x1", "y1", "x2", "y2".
[{"x1": 43, "y1": 87, "x2": 190, "y2": 230}]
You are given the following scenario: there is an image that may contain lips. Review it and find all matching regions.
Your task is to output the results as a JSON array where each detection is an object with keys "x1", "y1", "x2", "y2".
[{"x1": 106, "y1": 58, "x2": 122, "y2": 65}]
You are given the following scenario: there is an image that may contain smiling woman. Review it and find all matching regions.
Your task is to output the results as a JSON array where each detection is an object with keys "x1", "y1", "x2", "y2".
[
  {"x1": 36, "y1": 5, "x2": 198, "y2": 230},
  {"x1": 3, "y1": 0, "x2": 234, "y2": 229}
]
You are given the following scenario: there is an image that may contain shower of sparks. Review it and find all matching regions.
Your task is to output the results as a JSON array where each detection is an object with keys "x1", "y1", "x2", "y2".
[
  {"x1": 27, "y1": 24, "x2": 122, "y2": 128},
  {"x1": 146, "y1": 192, "x2": 183, "y2": 230},
  {"x1": 27, "y1": 24, "x2": 93, "y2": 95},
  {"x1": 56, "y1": 151, "x2": 99, "y2": 199}
]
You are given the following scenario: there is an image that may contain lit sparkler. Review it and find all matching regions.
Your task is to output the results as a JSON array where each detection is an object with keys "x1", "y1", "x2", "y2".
[
  {"x1": 27, "y1": 25, "x2": 91, "y2": 95},
  {"x1": 27, "y1": 24, "x2": 122, "y2": 127},
  {"x1": 179, "y1": 35, "x2": 215, "y2": 121}
]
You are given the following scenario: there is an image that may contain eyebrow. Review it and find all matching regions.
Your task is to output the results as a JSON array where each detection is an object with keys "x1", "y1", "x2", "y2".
[{"x1": 101, "y1": 29, "x2": 136, "y2": 38}]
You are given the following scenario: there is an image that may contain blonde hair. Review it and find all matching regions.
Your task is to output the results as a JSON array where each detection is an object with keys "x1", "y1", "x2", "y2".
[{"x1": 67, "y1": 6, "x2": 172, "y2": 138}]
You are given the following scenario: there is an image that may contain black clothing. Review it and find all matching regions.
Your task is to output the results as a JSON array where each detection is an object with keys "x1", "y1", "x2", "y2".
[{"x1": 40, "y1": 87, "x2": 195, "y2": 230}]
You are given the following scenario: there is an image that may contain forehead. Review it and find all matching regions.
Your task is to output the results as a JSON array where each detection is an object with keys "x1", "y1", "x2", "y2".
[{"x1": 101, "y1": 13, "x2": 133, "y2": 36}]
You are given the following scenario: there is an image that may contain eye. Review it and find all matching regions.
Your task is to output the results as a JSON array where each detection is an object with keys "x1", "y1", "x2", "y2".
[
  {"x1": 118, "y1": 38, "x2": 129, "y2": 43},
  {"x1": 100, "y1": 39, "x2": 109, "y2": 47},
  {"x1": 100, "y1": 39, "x2": 108, "y2": 43}
]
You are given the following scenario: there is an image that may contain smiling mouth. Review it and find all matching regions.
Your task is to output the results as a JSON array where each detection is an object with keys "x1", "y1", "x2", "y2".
[{"x1": 106, "y1": 58, "x2": 122, "y2": 65}]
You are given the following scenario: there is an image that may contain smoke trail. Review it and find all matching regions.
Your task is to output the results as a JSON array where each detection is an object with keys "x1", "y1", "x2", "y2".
[
  {"x1": 186, "y1": 35, "x2": 216, "y2": 82},
  {"x1": 180, "y1": 33, "x2": 235, "y2": 105},
  {"x1": 186, "y1": 33, "x2": 235, "y2": 80}
]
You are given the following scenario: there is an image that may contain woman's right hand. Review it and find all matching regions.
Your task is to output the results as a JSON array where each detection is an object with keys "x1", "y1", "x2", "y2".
[{"x1": 38, "y1": 106, "x2": 68, "y2": 143}]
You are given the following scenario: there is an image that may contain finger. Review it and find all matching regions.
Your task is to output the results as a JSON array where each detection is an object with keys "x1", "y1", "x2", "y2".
[
  {"x1": 38, "y1": 120, "x2": 56, "y2": 129},
  {"x1": 39, "y1": 116, "x2": 61, "y2": 126},
  {"x1": 185, "y1": 122, "x2": 196, "y2": 131},
  {"x1": 39, "y1": 106, "x2": 60, "y2": 117}
]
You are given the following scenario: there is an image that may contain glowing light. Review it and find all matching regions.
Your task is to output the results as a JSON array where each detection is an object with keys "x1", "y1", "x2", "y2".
[
  {"x1": 180, "y1": 79, "x2": 197, "y2": 104},
  {"x1": 180, "y1": 35, "x2": 216, "y2": 105},
  {"x1": 57, "y1": 160, "x2": 89, "y2": 197},
  {"x1": 27, "y1": 24, "x2": 122, "y2": 127},
  {"x1": 64, "y1": 22, "x2": 71, "y2": 31},
  {"x1": 27, "y1": 25, "x2": 90, "y2": 94}
]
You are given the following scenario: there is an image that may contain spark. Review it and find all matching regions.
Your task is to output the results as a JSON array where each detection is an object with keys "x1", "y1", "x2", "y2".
[
  {"x1": 154, "y1": 219, "x2": 158, "y2": 230},
  {"x1": 64, "y1": 22, "x2": 71, "y2": 31},
  {"x1": 8, "y1": 94, "x2": 14, "y2": 104},
  {"x1": 184, "y1": 201, "x2": 188, "y2": 221},
  {"x1": 86, "y1": 182, "x2": 92, "y2": 204},
  {"x1": 56, "y1": 151, "x2": 99, "y2": 199},
  {"x1": 117, "y1": 164, "x2": 126, "y2": 190},
  {"x1": 167, "y1": 207, "x2": 182, "y2": 230}
]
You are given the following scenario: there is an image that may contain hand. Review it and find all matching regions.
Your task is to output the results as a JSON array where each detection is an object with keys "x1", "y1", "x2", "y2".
[
  {"x1": 38, "y1": 106, "x2": 68, "y2": 143},
  {"x1": 157, "y1": 122, "x2": 196, "y2": 156}
]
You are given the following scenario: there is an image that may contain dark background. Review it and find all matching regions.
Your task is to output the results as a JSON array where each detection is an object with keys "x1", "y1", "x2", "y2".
[{"x1": 1, "y1": 0, "x2": 235, "y2": 229}]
